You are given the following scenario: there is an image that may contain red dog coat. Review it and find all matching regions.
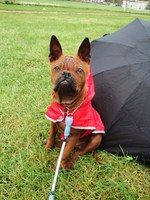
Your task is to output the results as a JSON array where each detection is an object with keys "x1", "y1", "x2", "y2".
[{"x1": 45, "y1": 70, "x2": 105, "y2": 138}]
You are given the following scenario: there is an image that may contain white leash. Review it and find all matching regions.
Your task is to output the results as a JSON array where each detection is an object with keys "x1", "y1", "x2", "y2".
[{"x1": 49, "y1": 115, "x2": 73, "y2": 200}]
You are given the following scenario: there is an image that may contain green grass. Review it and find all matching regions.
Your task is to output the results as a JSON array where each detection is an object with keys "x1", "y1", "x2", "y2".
[{"x1": 0, "y1": 1, "x2": 150, "y2": 200}]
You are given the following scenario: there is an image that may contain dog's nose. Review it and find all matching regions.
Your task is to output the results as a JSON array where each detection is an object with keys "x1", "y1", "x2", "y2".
[{"x1": 62, "y1": 71, "x2": 71, "y2": 78}]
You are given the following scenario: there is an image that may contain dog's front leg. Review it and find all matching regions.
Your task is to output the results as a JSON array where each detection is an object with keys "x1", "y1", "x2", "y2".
[
  {"x1": 45, "y1": 122, "x2": 57, "y2": 149},
  {"x1": 58, "y1": 132, "x2": 81, "y2": 170},
  {"x1": 67, "y1": 134, "x2": 102, "y2": 169}
]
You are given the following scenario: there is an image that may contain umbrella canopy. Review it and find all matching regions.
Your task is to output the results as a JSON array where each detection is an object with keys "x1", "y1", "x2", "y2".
[{"x1": 91, "y1": 18, "x2": 150, "y2": 167}]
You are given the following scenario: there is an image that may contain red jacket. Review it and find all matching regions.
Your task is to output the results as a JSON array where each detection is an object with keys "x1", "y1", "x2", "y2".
[{"x1": 45, "y1": 70, "x2": 105, "y2": 138}]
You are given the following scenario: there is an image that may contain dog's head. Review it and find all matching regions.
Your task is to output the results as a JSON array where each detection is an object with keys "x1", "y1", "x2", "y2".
[{"x1": 49, "y1": 35, "x2": 91, "y2": 109}]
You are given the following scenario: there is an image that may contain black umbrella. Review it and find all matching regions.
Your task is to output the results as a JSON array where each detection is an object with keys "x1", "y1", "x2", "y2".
[{"x1": 91, "y1": 18, "x2": 150, "y2": 166}]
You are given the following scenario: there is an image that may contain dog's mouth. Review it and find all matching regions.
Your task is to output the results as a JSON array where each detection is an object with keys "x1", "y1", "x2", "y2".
[{"x1": 54, "y1": 75, "x2": 78, "y2": 106}]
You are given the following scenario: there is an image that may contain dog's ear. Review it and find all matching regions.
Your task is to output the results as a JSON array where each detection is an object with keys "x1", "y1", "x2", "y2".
[
  {"x1": 49, "y1": 35, "x2": 62, "y2": 62},
  {"x1": 77, "y1": 38, "x2": 91, "y2": 63}
]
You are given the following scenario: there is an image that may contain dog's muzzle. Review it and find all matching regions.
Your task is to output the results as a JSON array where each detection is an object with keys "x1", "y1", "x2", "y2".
[{"x1": 54, "y1": 71, "x2": 77, "y2": 97}]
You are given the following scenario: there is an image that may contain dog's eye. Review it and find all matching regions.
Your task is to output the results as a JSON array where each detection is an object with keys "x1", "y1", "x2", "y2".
[
  {"x1": 54, "y1": 66, "x2": 60, "y2": 71},
  {"x1": 76, "y1": 68, "x2": 83, "y2": 73}
]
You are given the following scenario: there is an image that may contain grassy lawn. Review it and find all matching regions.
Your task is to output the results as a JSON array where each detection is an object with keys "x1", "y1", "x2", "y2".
[{"x1": 0, "y1": 1, "x2": 150, "y2": 200}]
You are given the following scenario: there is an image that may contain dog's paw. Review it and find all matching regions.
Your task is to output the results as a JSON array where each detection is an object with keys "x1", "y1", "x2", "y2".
[
  {"x1": 64, "y1": 162, "x2": 74, "y2": 170},
  {"x1": 53, "y1": 160, "x2": 73, "y2": 171},
  {"x1": 65, "y1": 156, "x2": 77, "y2": 170},
  {"x1": 57, "y1": 157, "x2": 77, "y2": 170}
]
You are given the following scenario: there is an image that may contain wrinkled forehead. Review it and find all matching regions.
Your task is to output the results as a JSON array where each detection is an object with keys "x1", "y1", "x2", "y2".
[{"x1": 55, "y1": 55, "x2": 83, "y2": 70}]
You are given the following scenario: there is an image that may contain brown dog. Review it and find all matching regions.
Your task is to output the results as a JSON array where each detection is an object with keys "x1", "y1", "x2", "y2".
[{"x1": 45, "y1": 36, "x2": 105, "y2": 170}]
